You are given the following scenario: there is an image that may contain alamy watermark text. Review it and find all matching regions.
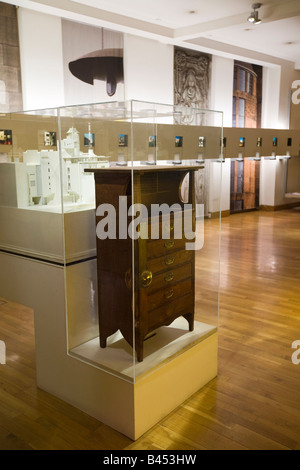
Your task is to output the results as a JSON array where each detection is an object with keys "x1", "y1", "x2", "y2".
[
  {"x1": 0, "y1": 340, "x2": 6, "y2": 365},
  {"x1": 291, "y1": 340, "x2": 300, "y2": 365},
  {"x1": 292, "y1": 80, "x2": 300, "y2": 105},
  {"x1": 96, "y1": 198, "x2": 205, "y2": 251}
]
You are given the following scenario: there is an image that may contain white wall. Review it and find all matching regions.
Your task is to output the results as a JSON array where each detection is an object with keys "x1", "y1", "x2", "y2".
[
  {"x1": 210, "y1": 56, "x2": 234, "y2": 127},
  {"x1": 208, "y1": 159, "x2": 231, "y2": 215},
  {"x1": 278, "y1": 62, "x2": 297, "y2": 130},
  {"x1": 261, "y1": 67, "x2": 281, "y2": 129},
  {"x1": 274, "y1": 157, "x2": 300, "y2": 207},
  {"x1": 261, "y1": 60, "x2": 299, "y2": 130},
  {"x1": 260, "y1": 159, "x2": 277, "y2": 207},
  {"x1": 18, "y1": 9, "x2": 65, "y2": 110},
  {"x1": 17, "y1": 13, "x2": 175, "y2": 109},
  {"x1": 124, "y1": 34, "x2": 174, "y2": 105},
  {"x1": 17, "y1": 8, "x2": 296, "y2": 130},
  {"x1": 260, "y1": 157, "x2": 300, "y2": 209}
]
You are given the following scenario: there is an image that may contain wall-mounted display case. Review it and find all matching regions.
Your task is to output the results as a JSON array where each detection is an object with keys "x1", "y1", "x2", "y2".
[
  {"x1": 0, "y1": 100, "x2": 223, "y2": 439},
  {"x1": 223, "y1": 127, "x2": 300, "y2": 159}
]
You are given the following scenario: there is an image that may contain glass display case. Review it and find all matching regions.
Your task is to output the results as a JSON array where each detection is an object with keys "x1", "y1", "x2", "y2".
[
  {"x1": 0, "y1": 100, "x2": 223, "y2": 438},
  {"x1": 62, "y1": 101, "x2": 223, "y2": 383},
  {"x1": 0, "y1": 100, "x2": 223, "y2": 382}
]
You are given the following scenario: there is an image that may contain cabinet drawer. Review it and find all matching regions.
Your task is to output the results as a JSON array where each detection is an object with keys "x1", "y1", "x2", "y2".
[
  {"x1": 144, "y1": 209, "x2": 194, "y2": 238},
  {"x1": 147, "y1": 249, "x2": 193, "y2": 274},
  {"x1": 147, "y1": 235, "x2": 194, "y2": 259},
  {"x1": 148, "y1": 263, "x2": 192, "y2": 292},
  {"x1": 147, "y1": 279, "x2": 192, "y2": 312},
  {"x1": 147, "y1": 293, "x2": 194, "y2": 331}
]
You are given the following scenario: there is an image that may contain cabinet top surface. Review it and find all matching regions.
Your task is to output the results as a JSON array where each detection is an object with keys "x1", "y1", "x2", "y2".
[{"x1": 85, "y1": 164, "x2": 204, "y2": 174}]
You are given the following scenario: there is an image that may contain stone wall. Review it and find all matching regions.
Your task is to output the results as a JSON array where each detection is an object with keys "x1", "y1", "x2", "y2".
[{"x1": 0, "y1": 3, "x2": 23, "y2": 112}]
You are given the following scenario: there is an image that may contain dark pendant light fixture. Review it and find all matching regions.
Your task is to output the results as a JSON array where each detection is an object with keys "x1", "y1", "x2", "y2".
[{"x1": 69, "y1": 48, "x2": 124, "y2": 97}]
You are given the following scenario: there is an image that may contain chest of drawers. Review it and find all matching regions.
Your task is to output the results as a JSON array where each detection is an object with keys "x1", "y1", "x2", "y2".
[{"x1": 89, "y1": 165, "x2": 200, "y2": 362}]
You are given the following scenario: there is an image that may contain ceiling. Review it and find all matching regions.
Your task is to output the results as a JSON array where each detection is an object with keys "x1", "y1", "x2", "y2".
[{"x1": 7, "y1": 0, "x2": 300, "y2": 68}]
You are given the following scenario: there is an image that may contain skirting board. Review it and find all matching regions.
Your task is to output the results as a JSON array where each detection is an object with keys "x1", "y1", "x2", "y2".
[
  {"x1": 260, "y1": 202, "x2": 300, "y2": 211},
  {"x1": 209, "y1": 210, "x2": 230, "y2": 219}
]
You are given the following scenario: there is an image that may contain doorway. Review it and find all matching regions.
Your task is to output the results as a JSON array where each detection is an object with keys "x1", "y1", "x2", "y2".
[{"x1": 230, "y1": 158, "x2": 260, "y2": 213}]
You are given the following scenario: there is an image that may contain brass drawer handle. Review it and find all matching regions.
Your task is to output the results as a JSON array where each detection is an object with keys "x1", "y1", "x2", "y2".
[
  {"x1": 165, "y1": 256, "x2": 174, "y2": 266},
  {"x1": 141, "y1": 270, "x2": 153, "y2": 288},
  {"x1": 165, "y1": 273, "x2": 174, "y2": 283},
  {"x1": 164, "y1": 223, "x2": 174, "y2": 234},
  {"x1": 164, "y1": 240, "x2": 175, "y2": 250},
  {"x1": 165, "y1": 289, "x2": 174, "y2": 300}
]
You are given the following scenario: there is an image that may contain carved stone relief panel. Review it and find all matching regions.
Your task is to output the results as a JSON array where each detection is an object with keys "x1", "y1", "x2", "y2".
[
  {"x1": 174, "y1": 47, "x2": 211, "y2": 126},
  {"x1": 174, "y1": 47, "x2": 211, "y2": 215},
  {"x1": 0, "y1": 3, "x2": 23, "y2": 113}
]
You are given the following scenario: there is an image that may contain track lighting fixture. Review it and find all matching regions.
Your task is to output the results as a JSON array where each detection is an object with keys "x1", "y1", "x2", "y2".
[{"x1": 248, "y1": 3, "x2": 262, "y2": 24}]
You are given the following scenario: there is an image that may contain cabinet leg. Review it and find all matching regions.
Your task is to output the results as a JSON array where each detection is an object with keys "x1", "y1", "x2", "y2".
[
  {"x1": 100, "y1": 335, "x2": 107, "y2": 349},
  {"x1": 136, "y1": 338, "x2": 144, "y2": 362},
  {"x1": 184, "y1": 313, "x2": 194, "y2": 332}
]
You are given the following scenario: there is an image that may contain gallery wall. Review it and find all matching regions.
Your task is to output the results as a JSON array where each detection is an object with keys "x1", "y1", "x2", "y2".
[
  {"x1": 123, "y1": 34, "x2": 174, "y2": 105},
  {"x1": 290, "y1": 70, "x2": 300, "y2": 129},
  {"x1": 15, "y1": 6, "x2": 298, "y2": 130},
  {"x1": 62, "y1": 19, "x2": 124, "y2": 106},
  {"x1": 4, "y1": 5, "x2": 300, "y2": 213},
  {"x1": 18, "y1": 8, "x2": 64, "y2": 111}
]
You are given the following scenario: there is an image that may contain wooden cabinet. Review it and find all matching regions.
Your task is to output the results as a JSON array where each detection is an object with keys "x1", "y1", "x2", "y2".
[{"x1": 88, "y1": 165, "x2": 200, "y2": 362}]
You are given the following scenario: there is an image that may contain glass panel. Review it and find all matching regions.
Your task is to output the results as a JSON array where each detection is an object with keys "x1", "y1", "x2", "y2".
[
  {"x1": 130, "y1": 101, "x2": 223, "y2": 380},
  {"x1": 58, "y1": 101, "x2": 136, "y2": 382},
  {"x1": 0, "y1": 108, "x2": 63, "y2": 265},
  {"x1": 0, "y1": 101, "x2": 223, "y2": 387}
]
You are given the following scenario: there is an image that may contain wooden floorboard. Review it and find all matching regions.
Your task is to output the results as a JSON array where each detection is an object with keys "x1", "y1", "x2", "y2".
[{"x1": 0, "y1": 208, "x2": 300, "y2": 450}]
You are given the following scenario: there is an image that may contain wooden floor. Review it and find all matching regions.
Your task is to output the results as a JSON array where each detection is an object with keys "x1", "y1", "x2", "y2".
[{"x1": 1, "y1": 208, "x2": 300, "y2": 450}]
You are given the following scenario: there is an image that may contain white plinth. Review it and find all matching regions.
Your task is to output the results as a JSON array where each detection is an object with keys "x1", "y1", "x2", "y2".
[{"x1": 70, "y1": 318, "x2": 216, "y2": 381}]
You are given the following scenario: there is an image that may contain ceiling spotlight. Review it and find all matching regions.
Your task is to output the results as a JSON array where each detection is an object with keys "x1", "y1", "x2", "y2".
[{"x1": 248, "y1": 3, "x2": 262, "y2": 24}]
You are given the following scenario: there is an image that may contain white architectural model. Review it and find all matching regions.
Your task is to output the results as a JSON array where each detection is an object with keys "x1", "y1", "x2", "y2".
[{"x1": 0, "y1": 128, "x2": 109, "y2": 210}]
